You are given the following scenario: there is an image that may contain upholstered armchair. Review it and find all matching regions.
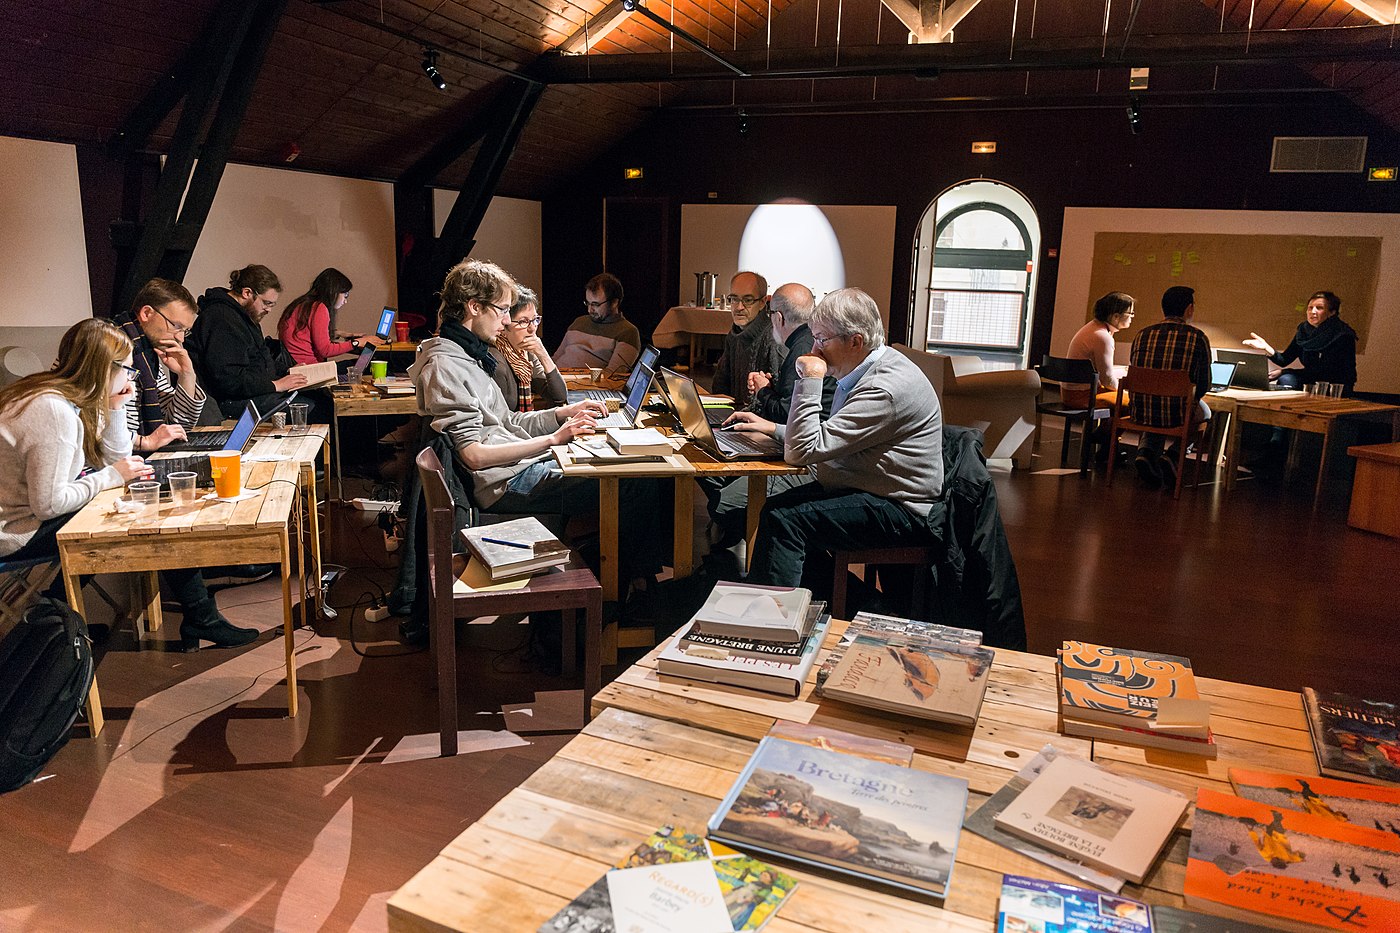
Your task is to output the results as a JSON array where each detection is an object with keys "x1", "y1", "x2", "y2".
[{"x1": 892, "y1": 344, "x2": 1041, "y2": 469}]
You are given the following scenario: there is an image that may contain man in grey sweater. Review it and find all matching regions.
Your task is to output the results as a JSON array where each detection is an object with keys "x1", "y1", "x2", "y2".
[{"x1": 727, "y1": 287, "x2": 943, "y2": 589}]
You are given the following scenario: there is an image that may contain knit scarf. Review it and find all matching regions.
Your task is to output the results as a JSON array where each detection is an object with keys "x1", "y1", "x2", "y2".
[
  {"x1": 496, "y1": 339, "x2": 535, "y2": 412},
  {"x1": 1291, "y1": 314, "x2": 1355, "y2": 354},
  {"x1": 116, "y1": 314, "x2": 165, "y2": 435},
  {"x1": 438, "y1": 319, "x2": 498, "y2": 376}
]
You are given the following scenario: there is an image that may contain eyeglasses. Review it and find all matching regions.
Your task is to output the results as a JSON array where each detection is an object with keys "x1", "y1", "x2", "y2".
[
  {"x1": 479, "y1": 299, "x2": 511, "y2": 317},
  {"x1": 512, "y1": 317, "x2": 543, "y2": 329},
  {"x1": 118, "y1": 364, "x2": 140, "y2": 381},
  {"x1": 725, "y1": 295, "x2": 764, "y2": 307},
  {"x1": 150, "y1": 306, "x2": 190, "y2": 338},
  {"x1": 811, "y1": 332, "x2": 853, "y2": 349},
  {"x1": 584, "y1": 298, "x2": 612, "y2": 310}
]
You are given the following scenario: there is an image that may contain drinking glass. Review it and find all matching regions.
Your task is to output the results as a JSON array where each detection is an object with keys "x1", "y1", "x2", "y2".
[
  {"x1": 288, "y1": 402, "x2": 310, "y2": 430},
  {"x1": 168, "y1": 471, "x2": 198, "y2": 507},
  {"x1": 128, "y1": 480, "x2": 161, "y2": 516}
]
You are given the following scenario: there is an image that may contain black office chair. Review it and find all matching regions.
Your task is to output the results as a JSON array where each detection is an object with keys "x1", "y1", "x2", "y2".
[{"x1": 1035, "y1": 355, "x2": 1112, "y2": 474}]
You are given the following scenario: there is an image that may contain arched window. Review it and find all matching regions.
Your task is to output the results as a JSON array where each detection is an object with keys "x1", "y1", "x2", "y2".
[{"x1": 910, "y1": 181, "x2": 1041, "y2": 367}]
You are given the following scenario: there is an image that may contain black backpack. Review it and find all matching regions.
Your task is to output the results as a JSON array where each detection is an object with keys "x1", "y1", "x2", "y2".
[{"x1": 0, "y1": 597, "x2": 95, "y2": 793}]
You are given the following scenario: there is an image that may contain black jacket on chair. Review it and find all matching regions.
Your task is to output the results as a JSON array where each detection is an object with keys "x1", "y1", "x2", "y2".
[
  {"x1": 391, "y1": 428, "x2": 474, "y2": 619},
  {"x1": 922, "y1": 425, "x2": 1028, "y2": 650}
]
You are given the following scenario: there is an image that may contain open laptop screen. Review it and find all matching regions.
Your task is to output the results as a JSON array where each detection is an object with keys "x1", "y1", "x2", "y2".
[
  {"x1": 224, "y1": 403, "x2": 260, "y2": 452},
  {"x1": 658, "y1": 367, "x2": 716, "y2": 447},
  {"x1": 1210, "y1": 361, "x2": 1237, "y2": 391},
  {"x1": 375, "y1": 307, "x2": 396, "y2": 339},
  {"x1": 621, "y1": 358, "x2": 656, "y2": 421},
  {"x1": 623, "y1": 345, "x2": 660, "y2": 392}
]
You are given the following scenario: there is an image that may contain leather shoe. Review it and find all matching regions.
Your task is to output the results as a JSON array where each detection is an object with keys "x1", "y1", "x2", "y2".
[
  {"x1": 1134, "y1": 454, "x2": 1162, "y2": 488},
  {"x1": 179, "y1": 616, "x2": 258, "y2": 651}
]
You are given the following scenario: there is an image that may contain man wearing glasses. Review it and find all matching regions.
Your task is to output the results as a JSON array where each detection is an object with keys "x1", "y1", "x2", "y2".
[
  {"x1": 727, "y1": 288, "x2": 944, "y2": 591},
  {"x1": 552, "y1": 272, "x2": 641, "y2": 375},
  {"x1": 711, "y1": 271, "x2": 784, "y2": 408},
  {"x1": 113, "y1": 278, "x2": 207, "y2": 454}
]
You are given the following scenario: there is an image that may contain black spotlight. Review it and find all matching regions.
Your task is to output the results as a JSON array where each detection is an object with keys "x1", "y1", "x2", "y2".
[
  {"x1": 421, "y1": 48, "x2": 446, "y2": 91},
  {"x1": 1126, "y1": 96, "x2": 1142, "y2": 135},
  {"x1": 738, "y1": 109, "x2": 750, "y2": 137}
]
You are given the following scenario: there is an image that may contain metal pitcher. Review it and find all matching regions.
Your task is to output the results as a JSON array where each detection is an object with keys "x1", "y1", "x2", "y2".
[{"x1": 694, "y1": 271, "x2": 719, "y2": 308}]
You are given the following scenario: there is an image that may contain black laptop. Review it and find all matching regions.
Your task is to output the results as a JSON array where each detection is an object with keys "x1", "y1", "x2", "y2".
[
  {"x1": 1215, "y1": 349, "x2": 1289, "y2": 390},
  {"x1": 157, "y1": 402, "x2": 259, "y2": 453},
  {"x1": 147, "y1": 404, "x2": 262, "y2": 487},
  {"x1": 658, "y1": 367, "x2": 784, "y2": 461},
  {"x1": 375, "y1": 306, "x2": 396, "y2": 340},
  {"x1": 566, "y1": 345, "x2": 660, "y2": 404}
]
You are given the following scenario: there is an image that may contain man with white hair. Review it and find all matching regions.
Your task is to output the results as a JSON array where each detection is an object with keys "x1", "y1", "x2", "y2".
[{"x1": 727, "y1": 287, "x2": 944, "y2": 589}]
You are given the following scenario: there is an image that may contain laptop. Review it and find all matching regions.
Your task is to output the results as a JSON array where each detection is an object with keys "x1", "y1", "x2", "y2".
[
  {"x1": 1209, "y1": 361, "x2": 1238, "y2": 392},
  {"x1": 658, "y1": 367, "x2": 784, "y2": 461},
  {"x1": 1215, "y1": 349, "x2": 1288, "y2": 391},
  {"x1": 157, "y1": 402, "x2": 259, "y2": 453},
  {"x1": 147, "y1": 403, "x2": 263, "y2": 487},
  {"x1": 335, "y1": 346, "x2": 376, "y2": 386},
  {"x1": 592, "y1": 355, "x2": 657, "y2": 430},
  {"x1": 567, "y1": 345, "x2": 660, "y2": 404},
  {"x1": 375, "y1": 307, "x2": 397, "y2": 340},
  {"x1": 652, "y1": 366, "x2": 733, "y2": 427}
]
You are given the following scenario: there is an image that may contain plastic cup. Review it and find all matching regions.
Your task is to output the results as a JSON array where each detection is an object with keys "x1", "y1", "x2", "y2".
[
  {"x1": 168, "y1": 471, "x2": 198, "y2": 507},
  {"x1": 369, "y1": 360, "x2": 388, "y2": 381},
  {"x1": 288, "y1": 402, "x2": 309, "y2": 429},
  {"x1": 209, "y1": 450, "x2": 242, "y2": 499},
  {"x1": 394, "y1": 322, "x2": 410, "y2": 343},
  {"x1": 1329, "y1": 383, "x2": 1344, "y2": 398},
  {"x1": 128, "y1": 480, "x2": 160, "y2": 515}
]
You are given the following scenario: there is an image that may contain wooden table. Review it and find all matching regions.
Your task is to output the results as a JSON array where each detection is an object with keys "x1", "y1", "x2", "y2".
[
  {"x1": 1347, "y1": 441, "x2": 1400, "y2": 538},
  {"x1": 59, "y1": 458, "x2": 311, "y2": 735},
  {"x1": 390, "y1": 621, "x2": 1313, "y2": 931},
  {"x1": 331, "y1": 382, "x2": 418, "y2": 500},
  {"x1": 1221, "y1": 393, "x2": 1400, "y2": 507}
]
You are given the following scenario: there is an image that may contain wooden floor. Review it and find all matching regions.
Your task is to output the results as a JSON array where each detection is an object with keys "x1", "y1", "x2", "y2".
[{"x1": 2, "y1": 431, "x2": 1396, "y2": 932}]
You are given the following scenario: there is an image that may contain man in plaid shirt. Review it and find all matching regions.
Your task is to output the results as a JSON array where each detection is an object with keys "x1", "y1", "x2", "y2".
[{"x1": 1128, "y1": 286, "x2": 1212, "y2": 487}]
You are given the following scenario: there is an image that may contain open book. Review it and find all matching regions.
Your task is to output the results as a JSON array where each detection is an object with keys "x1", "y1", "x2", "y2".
[{"x1": 289, "y1": 360, "x2": 338, "y2": 389}]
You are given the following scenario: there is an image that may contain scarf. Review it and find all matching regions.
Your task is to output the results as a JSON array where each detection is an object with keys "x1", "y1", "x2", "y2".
[
  {"x1": 439, "y1": 318, "x2": 497, "y2": 376},
  {"x1": 496, "y1": 339, "x2": 536, "y2": 412},
  {"x1": 1291, "y1": 314, "x2": 1355, "y2": 354},
  {"x1": 116, "y1": 314, "x2": 165, "y2": 436}
]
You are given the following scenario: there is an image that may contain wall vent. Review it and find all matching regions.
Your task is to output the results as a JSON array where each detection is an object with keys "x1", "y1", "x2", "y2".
[{"x1": 1271, "y1": 136, "x2": 1368, "y2": 173}]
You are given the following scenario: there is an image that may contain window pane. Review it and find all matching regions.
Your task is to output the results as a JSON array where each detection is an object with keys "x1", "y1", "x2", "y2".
[
  {"x1": 935, "y1": 210, "x2": 1024, "y2": 250},
  {"x1": 926, "y1": 288, "x2": 1024, "y2": 350}
]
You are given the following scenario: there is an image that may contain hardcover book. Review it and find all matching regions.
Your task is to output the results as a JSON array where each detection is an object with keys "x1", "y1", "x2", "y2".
[
  {"x1": 965, "y1": 745, "x2": 1127, "y2": 893},
  {"x1": 679, "y1": 601, "x2": 825, "y2": 661},
  {"x1": 1229, "y1": 768, "x2": 1400, "y2": 833},
  {"x1": 765, "y1": 720, "x2": 914, "y2": 768},
  {"x1": 1058, "y1": 641, "x2": 1199, "y2": 728},
  {"x1": 1184, "y1": 787, "x2": 1400, "y2": 932},
  {"x1": 657, "y1": 615, "x2": 830, "y2": 698},
  {"x1": 460, "y1": 516, "x2": 571, "y2": 581},
  {"x1": 815, "y1": 612, "x2": 982, "y2": 690},
  {"x1": 997, "y1": 874, "x2": 1151, "y2": 933},
  {"x1": 1060, "y1": 711, "x2": 1218, "y2": 759},
  {"x1": 820, "y1": 635, "x2": 995, "y2": 728},
  {"x1": 606, "y1": 426, "x2": 672, "y2": 456},
  {"x1": 1149, "y1": 904, "x2": 1279, "y2": 933},
  {"x1": 708, "y1": 737, "x2": 969, "y2": 898},
  {"x1": 1302, "y1": 688, "x2": 1400, "y2": 786},
  {"x1": 690, "y1": 583, "x2": 812, "y2": 644},
  {"x1": 994, "y1": 754, "x2": 1188, "y2": 883}
]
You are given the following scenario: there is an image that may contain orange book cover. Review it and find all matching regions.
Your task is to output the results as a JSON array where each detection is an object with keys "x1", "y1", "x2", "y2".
[
  {"x1": 1229, "y1": 768, "x2": 1400, "y2": 833},
  {"x1": 1186, "y1": 788, "x2": 1400, "y2": 931},
  {"x1": 1058, "y1": 641, "x2": 1199, "y2": 725}
]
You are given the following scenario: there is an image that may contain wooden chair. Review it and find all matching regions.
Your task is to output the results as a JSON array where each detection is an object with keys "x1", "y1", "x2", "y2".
[
  {"x1": 1106, "y1": 366, "x2": 1208, "y2": 499},
  {"x1": 416, "y1": 448, "x2": 603, "y2": 757},
  {"x1": 831, "y1": 546, "x2": 940, "y2": 621},
  {"x1": 1035, "y1": 355, "x2": 1112, "y2": 474},
  {"x1": 0, "y1": 556, "x2": 60, "y2": 637}
]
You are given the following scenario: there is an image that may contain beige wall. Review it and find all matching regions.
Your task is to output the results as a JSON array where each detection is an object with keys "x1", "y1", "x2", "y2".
[
  {"x1": 1053, "y1": 208, "x2": 1400, "y2": 394},
  {"x1": 185, "y1": 163, "x2": 398, "y2": 338},
  {"x1": 0, "y1": 136, "x2": 92, "y2": 328},
  {"x1": 432, "y1": 190, "x2": 543, "y2": 296}
]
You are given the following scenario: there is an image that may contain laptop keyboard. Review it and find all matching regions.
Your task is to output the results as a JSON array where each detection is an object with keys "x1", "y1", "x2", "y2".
[
  {"x1": 163, "y1": 429, "x2": 232, "y2": 452},
  {"x1": 593, "y1": 412, "x2": 632, "y2": 430},
  {"x1": 716, "y1": 430, "x2": 779, "y2": 456}
]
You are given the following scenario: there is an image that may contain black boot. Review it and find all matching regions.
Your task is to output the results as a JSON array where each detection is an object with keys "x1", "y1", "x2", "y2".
[{"x1": 179, "y1": 599, "x2": 257, "y2": 651}]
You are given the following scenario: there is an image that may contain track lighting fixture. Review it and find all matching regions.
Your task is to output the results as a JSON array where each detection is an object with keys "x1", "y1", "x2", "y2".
[
  {"x1": 421, "y1": 47, "x2": 446, "y2": 91},
  {"x1": 1126, "y1": 96, "x2": 1142, "y2": 135},
  {"x1": 738, "y1": 109, "x2": 750, "y2": 137}
]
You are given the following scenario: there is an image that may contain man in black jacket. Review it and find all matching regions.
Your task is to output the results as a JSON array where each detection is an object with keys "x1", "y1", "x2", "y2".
[
  {"x1": 711, "y1": 271, "x2": 784, "y2": 408},
  {"x1": 187, "y1": 264, "x2": 307, "y2": 418}
]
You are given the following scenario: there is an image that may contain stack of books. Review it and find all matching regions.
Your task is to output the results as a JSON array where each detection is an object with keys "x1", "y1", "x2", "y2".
[
  {"x1": 1057, "y1": 641, "x2": 1217, "y2": 758},
  {"x1": 814, "y1": 612, "x2": 994, "y2": 729},
  {"x1": 658, "y1": 582, "x2": 829, "y2": 697},
  {"x1": 459, "y1": 517, "x2": 571, "y2": 582}
]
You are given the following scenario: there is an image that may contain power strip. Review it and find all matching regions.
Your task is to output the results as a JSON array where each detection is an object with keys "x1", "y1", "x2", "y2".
[
  {"x1": 350, "y1": 498, "x2": 398, "y2": 512},
  {"x1": 365, "y1": 604, "x2": 393, "y2": 623}
]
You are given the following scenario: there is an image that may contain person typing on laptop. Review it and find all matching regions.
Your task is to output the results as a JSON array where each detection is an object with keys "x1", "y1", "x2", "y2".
[
  {"x1": 727, "y1": 288, "x2": 944, "y2": 591},
  {"x1": 277, "y1": 268, "x2": 386, "y2": 366},
  {"x1": 113, "y1": 278, "x2": 207, "y2": 454}
]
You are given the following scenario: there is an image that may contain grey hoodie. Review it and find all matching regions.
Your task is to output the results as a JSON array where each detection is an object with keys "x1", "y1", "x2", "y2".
[{"x1": 408, "y1": 335, "x2": 563, "y2": 507}]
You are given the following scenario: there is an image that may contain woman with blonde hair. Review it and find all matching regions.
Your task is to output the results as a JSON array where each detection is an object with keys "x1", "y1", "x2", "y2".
[{"x1": 0, "y1": 319, "x2": 255, "y2": 649}]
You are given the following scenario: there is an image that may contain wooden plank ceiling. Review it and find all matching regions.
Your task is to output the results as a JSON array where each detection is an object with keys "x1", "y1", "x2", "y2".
[{"x1": 0, "y1": 0, "x2": 1394, "y2": 198}]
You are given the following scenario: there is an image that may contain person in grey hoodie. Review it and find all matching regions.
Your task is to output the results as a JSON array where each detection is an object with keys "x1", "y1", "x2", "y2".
[
  {"x1": 408, "y1": 258, "x2": 667, "y2": 586},
  {"x1": 727, "y1": 287, "x2": 944, "y2": 590}
]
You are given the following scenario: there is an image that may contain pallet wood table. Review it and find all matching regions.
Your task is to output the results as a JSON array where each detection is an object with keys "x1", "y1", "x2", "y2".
[
  {"x1": 389, "y1": 622, "x2": 1313, "y2": 931},
  {"x1": 331, "y1": 383, "x2": 418, "y2": 499},
  {"x1": 1347, "y1": 441, "x2": 1400, "y2": 538},
  {"x1": 58, "y1": 459, "x2": 308, "y2": 735}
]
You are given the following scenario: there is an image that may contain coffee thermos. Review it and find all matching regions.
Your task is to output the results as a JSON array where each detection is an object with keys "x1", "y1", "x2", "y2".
[{"x1": 693, "y1": 271, "x2": 719, "y2": 308}]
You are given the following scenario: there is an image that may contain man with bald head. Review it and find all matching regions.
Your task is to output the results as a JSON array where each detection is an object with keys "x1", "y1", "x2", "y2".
[{"x1": 711, "y1": 271, "x2": 784, "y2": 407}]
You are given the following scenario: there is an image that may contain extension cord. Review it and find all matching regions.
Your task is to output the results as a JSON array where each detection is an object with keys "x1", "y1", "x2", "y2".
[
  {"x1": 365, "y1": 604, "x2": 392, "y2": 623},
  {"x1": 350, "y1": 497, "x2": 398, "y2": 512}
]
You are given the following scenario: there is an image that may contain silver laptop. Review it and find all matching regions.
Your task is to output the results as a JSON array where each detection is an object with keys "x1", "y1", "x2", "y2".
[
  {"x1": 658, "y1": 367, "x2": 784, "y2": 461},
  {"x1": 336, "y1": 346, "x2": 376, "y2": 386},
  {"x1": 567, "y1": 345, "x2": 660, "y2": 404},
  {"x1": 592, "y1": 356, "x2": 656, "y2": 430}
]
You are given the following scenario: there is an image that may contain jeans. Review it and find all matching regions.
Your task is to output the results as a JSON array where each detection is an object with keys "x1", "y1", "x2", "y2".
[
  {"x1": 1139, "y1": 399, "x2": 1212, "y2": 455},
  {"x1": 746, "y1": 483, "x2": 937, "y2": 591},
  {"x1": 697, "y1": 472, "x2": 815, "y2": 541}
]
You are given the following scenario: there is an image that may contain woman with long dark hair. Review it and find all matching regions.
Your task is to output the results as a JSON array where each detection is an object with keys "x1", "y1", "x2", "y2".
[{"x1": 277, "y1": 267, "x2": 385, "y2": 365}]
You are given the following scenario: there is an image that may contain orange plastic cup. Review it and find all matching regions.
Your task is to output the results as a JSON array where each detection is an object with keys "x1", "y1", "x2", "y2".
[{"x1": 209, "y1": 450, "x2": 242, "y2": 499}]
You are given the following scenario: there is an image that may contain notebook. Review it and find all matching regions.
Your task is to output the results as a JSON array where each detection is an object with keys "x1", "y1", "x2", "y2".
[
  {"x1": 653, "y1": 367, "x2": 733, "y2": 426},
  {"x1": 146, "y1": 404, "x2": 264, "y2": 487},
  {"x1": 659, "y1": 367, "x2": 784, "y2": 461},
  {"x1": 566, "y1": 345, "x2": 660, "y2": 404},
  {"x1": 1215, "y1": 349, "x2": 1289, "y2": 391},
  {"x1": 335, "y1": 346, "x2": 376, "y2": 386}
]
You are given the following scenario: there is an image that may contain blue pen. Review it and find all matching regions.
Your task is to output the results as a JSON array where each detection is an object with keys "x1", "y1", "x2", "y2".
[{"x1": 481, "y1": 536, "x2": 531, "y2": 549}]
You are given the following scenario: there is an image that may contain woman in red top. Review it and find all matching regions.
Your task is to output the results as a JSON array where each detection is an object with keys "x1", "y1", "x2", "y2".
[{"x1": 277, "y1": 268, "x2": 385, "y2": 364}]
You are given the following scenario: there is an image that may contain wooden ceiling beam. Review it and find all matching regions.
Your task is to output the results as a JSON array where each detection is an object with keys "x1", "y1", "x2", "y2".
[
  {"x1": 557, "y1": 0, "x2": 632, "y2": 54},
  {"x1": 1341, "y1": 0, "x2": 1400, "y2": 23},
  {"x1": 533, "y1": 23, "x2": 1400, "y2": 83},
  {"x1": 881, "y1": 0, "x2": 983, "y2": 43}
]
